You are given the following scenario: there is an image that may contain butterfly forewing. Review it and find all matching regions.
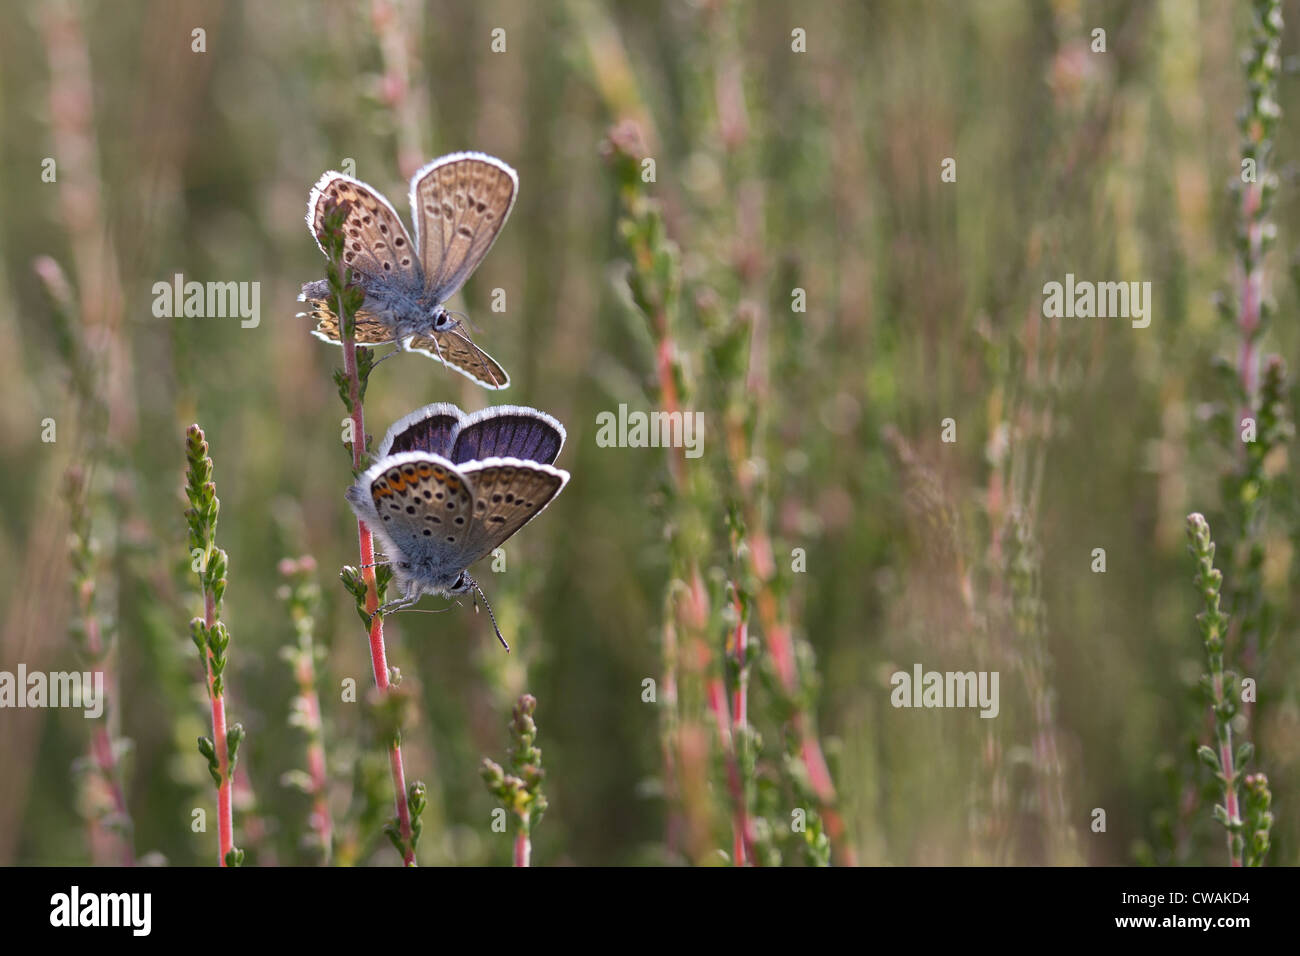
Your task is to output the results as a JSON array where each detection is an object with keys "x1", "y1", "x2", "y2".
[
  {"x1": 456, "y1": 458, "x2": 569, "y2": 567},
  {"x1": 308, "y1": 173, "x2": 421, "y2": 285},
  {"x1": 410, "y1": 154, "x2": 518, "y2": 303},
  {"x1": 406, "y1": 329, "x2": 510, "y2": 389},
  {"x1": 450, "y1": 407, "x2": 565, "y2": 465}
]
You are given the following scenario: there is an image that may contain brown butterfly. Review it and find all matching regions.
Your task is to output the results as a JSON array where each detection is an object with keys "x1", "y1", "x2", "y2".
[{"x1": 298, "y1": 152, "x2": 517, "y2": 389}]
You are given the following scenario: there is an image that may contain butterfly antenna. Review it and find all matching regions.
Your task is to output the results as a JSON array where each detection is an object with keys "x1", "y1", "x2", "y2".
[
  {"x1": 445, "y1": 308, "x2": 482, "y2": 336},
  {"x1": 467, "y1": 574, "x2": 509, "y2": 652}
]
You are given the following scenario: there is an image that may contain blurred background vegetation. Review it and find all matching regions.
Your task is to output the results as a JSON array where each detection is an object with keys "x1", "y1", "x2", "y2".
[{"x1": 1, "y1": 0, "x2": 1298, "y2": 866}]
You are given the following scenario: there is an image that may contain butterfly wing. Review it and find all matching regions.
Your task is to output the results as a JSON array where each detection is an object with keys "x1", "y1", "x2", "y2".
[
  {"x1": 307, "y1": 172, "x2": 420, "y2": 286},
  {"x1": 406, "y1": 328, "x2": 510, "y2": 390},
  {"x1": 409, "y1": 153, "x2": 518, "y2": 303},
  {"x1": 354, "y1": 453, "x2": 479, "y2": 581},
  {"x1": 454, "y1": 457, "x2": 569, "y2": 568},
  {"x1": 298, "y1": 287, "x2": 399, "y2": 346},
  {"x1": 449, "y1": 406, "x2": 565, "y2": 465},
  {"x1": 376, "y1": 403, "x2": 466, "y2": 458}
]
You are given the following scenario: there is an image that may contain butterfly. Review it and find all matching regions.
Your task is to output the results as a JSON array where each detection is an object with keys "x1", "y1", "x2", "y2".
[
  {"x1": 299, "y1": 152, "x2": 518, "y2": 389},
  {"x1": 347, "y1": 403, "x2": 569, "y2": 649}
]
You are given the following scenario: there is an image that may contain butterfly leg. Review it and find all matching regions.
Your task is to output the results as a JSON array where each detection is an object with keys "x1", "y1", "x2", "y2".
[
  {"x1": 369, "y1": 339, "x2": 407, "y2": 368},
  {"x1": 369, "y1": 590, "x2": 420, "y2": 623}
]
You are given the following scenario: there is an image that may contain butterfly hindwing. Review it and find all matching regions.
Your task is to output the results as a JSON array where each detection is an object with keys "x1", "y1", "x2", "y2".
[
  {"x1": 307, "y1": 172, "x2": 421, "y2": 286},
  {"x1": 409, "y1": 153, "x2": 518, "y2": 304},
  {"x1": 300, "y1": 295, "x2": 399, "y2": 346},
  {"x1": 377, "y1": 403, "x2": 466, "y2": 458},
  {"x1": 456, "y1": 457, "x2": 569, "y2": 567},
  {"x1": 450, "y1": 406, "x2": 565, "y2": 465},
  {"x1": 406, "y1": 329, "x2": 510, "y2": 389},
  {"x1": 365, "y1": 454, "x2": 477, "y2": 565}
]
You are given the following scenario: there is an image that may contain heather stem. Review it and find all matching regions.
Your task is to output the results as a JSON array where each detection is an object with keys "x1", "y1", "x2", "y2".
[
  {"x1": 1186, "y1": 513, "x2": 1252, "y2": 867},
  {"x1": 280, "y1": 555, "x2": 334, "y2": 862},
  {"x1": 481, "y1": 695, "x2": 547, "y2": 867},
  {"x1": 184, "y1": 424, "x2": 244, "y2": 867},
  {"x1": 205, "y1": 589, "x2": 234, "y2": 867},
  {"x1": 339, "y1": 287, "x2": 416, "y2": 868},
  {"x1": 513, "y1": 820, "x2": 531, "y2": 868}
]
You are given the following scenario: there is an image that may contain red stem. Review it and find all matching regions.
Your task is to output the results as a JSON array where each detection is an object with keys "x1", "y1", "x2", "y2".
[
  {"x1": 204, "y1": 590, "x2": 233, "y2": 867},
  {"x1": 708, "y1": 675, "x2": 755, "y2": 865},
  {"x1": 656, "y1": 336, "x2": 686, "y2": 487},
  {"x1": 342, "y1": 332, "x2": 416, "y2": 866},
  {"x1": 294, "y1": 653, "x2": 333, "y2": 859},
  {"x1": 83, "y1": 612, "x2": 133, "y2": 865},
  {"x1": 513, "y1": 819, "x2": 531, "y2": 867},
  {"x1": 750, "y1": 547, "x2": 852, "y2": 863},
  {"x1": 1213, "y1": 672, "x2": 1243, "y2": 867}
]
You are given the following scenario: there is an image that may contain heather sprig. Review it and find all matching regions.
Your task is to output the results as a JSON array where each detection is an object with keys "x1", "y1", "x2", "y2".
[
  {"x1": 1186, "y1": 513, "x2": 1268, "y2": 867},
  {"x1": 1221, "y1": 0, "x2": 1289, "y2": 672},
  {"x1": 64, "y1": 465, "x2": 134, "y2": 866},
  {"x1": 278, "y1": 555, "x2": 334, "y2": 864},
  {"x1": 318, "y1": 206, "x2": 421, "y2": 865},
  {"x1": 603, "y1": 121, "x2": 718, "y2": 862},
  {"x1": 480, "y1": 694, "x2": 547, "y2": 867},
  {"x1": 184, "y1": 424, "x2": 244, "y2": 867},
  {"x1": 1242, "y1": 772, "x2": 1273, "y2": 867}
]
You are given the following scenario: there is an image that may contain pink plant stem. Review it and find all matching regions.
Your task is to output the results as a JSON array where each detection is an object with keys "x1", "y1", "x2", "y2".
[
  {"x1": 83, "y1": 608, "x2": 133, "y2": 866},
  {"x1": 1213, "y1": 672, "x2": 1243, "y2": 867},
  {"x1": 708, "y1": 675, "x2": 755, "y2": 865},
  {"x1": 513, "y1": 819, "x2": 531, "y2": 867},
  {"x1": 294, "y1": 654, "x2": 333, "y2": 858},
  {"x1": 653, "y1": 323, "x2": 697, "y2": 856},
  {"x1": 341, "y1": 333, "x2": 416, "y2": 866},
  {"x1": 203, "y1": 591, "x2": 234, "y2": 867},
  {"x1": 656, "y1": 337, "x2": 686, "y2": 487}
]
